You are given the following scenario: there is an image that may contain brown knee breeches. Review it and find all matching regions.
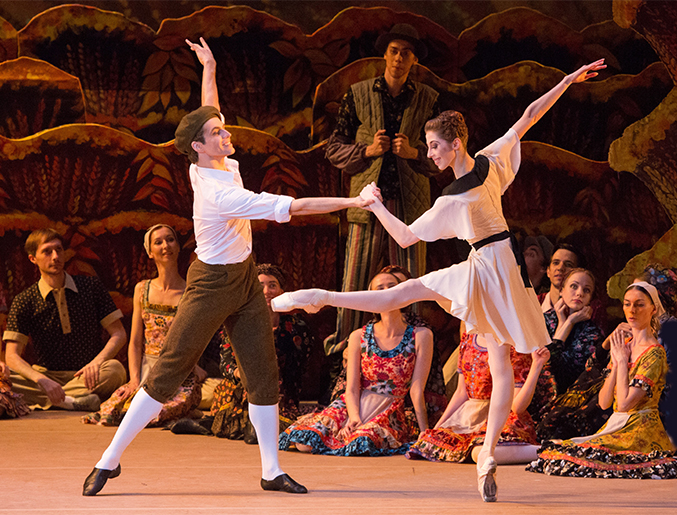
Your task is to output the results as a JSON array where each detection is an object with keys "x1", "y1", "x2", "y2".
[{"x1": 144, "y1": 257, "x2": 279, "y2": 405}]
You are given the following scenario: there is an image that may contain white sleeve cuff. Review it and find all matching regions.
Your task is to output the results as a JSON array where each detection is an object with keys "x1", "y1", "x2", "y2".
[{"x1": 274, "y1": 195, "x2": 294, "y2": 223}]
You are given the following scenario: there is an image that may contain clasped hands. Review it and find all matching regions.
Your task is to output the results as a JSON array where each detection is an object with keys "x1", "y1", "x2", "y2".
[
  {"x1": 609, "y1": 323, "x2": 632, "y2": 365},
  {"x1": 358, "y1": 182, "x2": 383, "y2": 211}
]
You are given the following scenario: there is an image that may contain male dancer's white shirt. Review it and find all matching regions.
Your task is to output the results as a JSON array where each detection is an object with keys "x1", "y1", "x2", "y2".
[{"x1": 189, "y1": 159, "x2": 293, "y2": 265}]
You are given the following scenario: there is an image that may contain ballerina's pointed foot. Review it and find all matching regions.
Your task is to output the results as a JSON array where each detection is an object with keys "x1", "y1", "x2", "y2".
[
  {"x1": 271, "y1": 289, "x2": 330, "y2": 314},
  {"x1": 477, "y1": 455, "x2": 497, "y2": 502}
]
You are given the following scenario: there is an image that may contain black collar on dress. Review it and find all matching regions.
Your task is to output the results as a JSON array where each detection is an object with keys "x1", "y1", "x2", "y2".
[{"x1": 442, "y1": 154, "x2": 489, "y2": 196}]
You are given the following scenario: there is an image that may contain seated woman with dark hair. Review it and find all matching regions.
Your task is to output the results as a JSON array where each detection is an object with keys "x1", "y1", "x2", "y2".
[
  {"x1": 329, "y1": 264, "x2": 447, "y2": 427},
  {"x1": 210, "y1": 264, "x2": 313, "y2": 441},
  {"x1": 279, "y1": 270, "x2": 433, "y2": 456},
  {"x1": 82, "y1": 224, "x2": 205, "y2": 427},
  {"x1": 1, "y1": 283, "x2": 29, "y2": 418},
  {"x1": 527, "y1": 282, "x2": 677, "y2": 479},
  {"x1": 406, "y1": 332, "x2": 549, "y2": 464}
]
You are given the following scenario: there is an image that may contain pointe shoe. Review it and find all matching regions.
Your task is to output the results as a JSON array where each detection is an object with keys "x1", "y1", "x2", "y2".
[
  {"x1": 261, "y1": 473, "x2": 308, "y2": 494},
  {"x1": 82, "y1": 464, "x2": 121, "y2": 496},
  {"x1": 477, "y1": 456, "x2": 497, "y2": 502},
  {"x1": 271, "y1": 289, "x2": 329, "y2": 314}
]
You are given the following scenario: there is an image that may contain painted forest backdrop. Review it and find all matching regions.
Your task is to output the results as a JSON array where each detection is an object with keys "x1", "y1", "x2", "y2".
[{"x1": 1, "y1": 1, "x2": 676, "y2": 394}]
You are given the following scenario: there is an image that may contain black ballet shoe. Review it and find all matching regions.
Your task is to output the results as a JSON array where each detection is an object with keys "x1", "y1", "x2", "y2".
[
  {"x1": 82, "y1": 464, "x2": 121, "y2": 496},
  {"x1": 260, "y1": 473, "x2": 308, "y2": 494}
]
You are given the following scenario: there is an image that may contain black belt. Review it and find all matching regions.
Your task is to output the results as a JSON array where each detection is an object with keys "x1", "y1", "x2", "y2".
[{"x1": 471, "y1": 230, "x2": 532, "y2": 289}]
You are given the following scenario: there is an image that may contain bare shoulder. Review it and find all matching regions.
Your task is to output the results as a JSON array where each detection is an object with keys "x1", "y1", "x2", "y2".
[
  {"x1": 133, "y1": 280, "x2": 147, "y2": 300},
  {"x1": 413, "y1": 325, "x2": 433, "y2": 340}
]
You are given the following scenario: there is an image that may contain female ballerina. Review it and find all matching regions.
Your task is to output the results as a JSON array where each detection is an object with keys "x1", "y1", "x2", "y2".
[{"x1": 273, "y1": 59, "x2": 606, "y2": 502}]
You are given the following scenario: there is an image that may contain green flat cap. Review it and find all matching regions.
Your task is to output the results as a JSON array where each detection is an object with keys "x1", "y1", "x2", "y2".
[{"x1": 174, "y1": 105, "x2": 223, "y2": 155}]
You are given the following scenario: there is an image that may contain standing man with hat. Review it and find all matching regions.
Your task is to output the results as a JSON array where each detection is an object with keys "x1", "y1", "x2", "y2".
[
  {"x1": 323, "y1": 23, "x2": 440, "y2": 358},
  {"x1": 82, "y1": 37, "x2": 375, "y2": 497}
]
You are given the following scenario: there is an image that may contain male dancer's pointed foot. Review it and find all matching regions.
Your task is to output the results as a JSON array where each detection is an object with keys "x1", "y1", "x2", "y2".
[
  {"x1": 477, "y1": 455, "x2": 497, "y2": 502},
  {"x1": 271, "y1": 289, "x2": 329, "y2": 314},
  {"x1": 82, "y1": 464, "x2": 121, "y2": 496},
  {"x1": 261, "y1": 474, "x2": 308, "y2": 494}
]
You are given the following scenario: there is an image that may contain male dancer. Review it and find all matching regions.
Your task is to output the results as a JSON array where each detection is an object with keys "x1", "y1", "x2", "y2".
[{"x1": 82, "y1": 38, "x2": 374, "y2": 496}]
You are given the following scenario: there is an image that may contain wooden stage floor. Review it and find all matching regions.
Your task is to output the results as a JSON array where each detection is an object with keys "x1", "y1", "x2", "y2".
[{"x1": 1, "y1": 411, "x2": 675, "y2": 514}]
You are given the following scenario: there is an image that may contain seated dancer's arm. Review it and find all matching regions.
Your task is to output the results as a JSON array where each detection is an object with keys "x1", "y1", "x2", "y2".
[
  {"x1": 118, "y1": 282, "x2": 146, "y2": 399},
  {"x1": 359, "y1": 183, "x2": 420, "y2": 248},
  {"x1": 599, "y1": 330, "x2": 633, "y2": 410},
  {"x1": 74, "y1": 319, "x2": 126, "y2": 391},
  {"x1": 410, "y1": 327, "x2": 434, "y2": 432},
  {"x1": 186, "y1": 37, "x2": 219, "y2": 109},
  {"x1": 511, "y1": 346, "x2": 550, "y2": 415},
  {"x1": 337, "y1": 330, "x2": 363, "y2": 439},
  {"x1": 510, "y1": 59, "x2": 606, "y2": 140},
  {"x1": 606, "y1": 334, "x2": 646, "y2": 412},
  {"x1": 434, "y1": 371, "x2": 469, "y2": 429}
]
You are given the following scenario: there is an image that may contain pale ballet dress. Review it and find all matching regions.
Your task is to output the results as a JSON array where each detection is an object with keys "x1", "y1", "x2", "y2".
[{"x1": 410, "y1": 129, "x2": 550, "y2": 353}]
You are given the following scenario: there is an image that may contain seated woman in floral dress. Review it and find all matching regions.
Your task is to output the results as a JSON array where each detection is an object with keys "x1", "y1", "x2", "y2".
[
  {"x1": 406, "y1": 332, "x2": 549, "y2": 464},
  {"x1": 82, "y1": 224, "x2": 205, "y2": 427},
  {"x1": 210, "y1": 264, "x2": 313, "y2": 441},
  {"x1": 527, "y1": 282, "x2": 677, "y2": 479},
  {"x1": 279, "y1": 271, "x2": 433, "y2": 456},
  {"x1": 327, "y1": 265, "x2": 447, "y2": 427}
]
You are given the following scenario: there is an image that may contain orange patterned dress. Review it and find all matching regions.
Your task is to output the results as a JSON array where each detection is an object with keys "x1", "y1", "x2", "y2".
[{"x1": 406, "y1": 333, "x2": 538, "y2": 462}]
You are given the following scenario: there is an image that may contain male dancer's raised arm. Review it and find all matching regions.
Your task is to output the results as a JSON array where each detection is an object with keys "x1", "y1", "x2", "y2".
[
  {"x1": 185, "y1": 37, "x2": 374, "y2": 217},
  {"x1": 187, "y1": 37, "x2": 219, "y2": 109}
]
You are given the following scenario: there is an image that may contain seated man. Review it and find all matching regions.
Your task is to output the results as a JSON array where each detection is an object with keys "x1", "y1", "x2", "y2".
[
  {"x1": 538, "y1": 242, "x2": 582, "y2": 312},
  {"x1": 4, "y1": 229, "x2": 127, "y2": 411}
]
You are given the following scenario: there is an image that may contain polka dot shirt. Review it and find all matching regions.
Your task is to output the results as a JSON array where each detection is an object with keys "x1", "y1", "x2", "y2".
[{"x1": 4, "y1": 275, "x2": 122, "y2": 371}]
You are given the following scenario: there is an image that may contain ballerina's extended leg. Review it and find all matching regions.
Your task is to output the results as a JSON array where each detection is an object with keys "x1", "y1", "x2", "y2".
[{"x1": 272, "y1": 279, "x2": 446, "y2": 314}]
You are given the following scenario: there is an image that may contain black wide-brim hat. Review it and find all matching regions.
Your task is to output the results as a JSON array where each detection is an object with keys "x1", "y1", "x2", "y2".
[{"x1": 375, "y1": 23, "x2": 428, "y2": 60}]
